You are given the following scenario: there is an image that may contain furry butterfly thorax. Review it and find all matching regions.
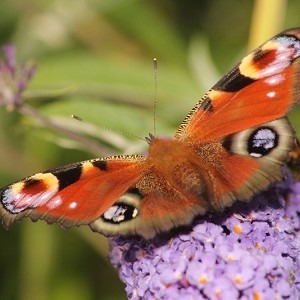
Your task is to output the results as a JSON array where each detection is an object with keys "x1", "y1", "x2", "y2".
[{"x1": 1, "y1": 28, "x2": 300, "y2": 239}]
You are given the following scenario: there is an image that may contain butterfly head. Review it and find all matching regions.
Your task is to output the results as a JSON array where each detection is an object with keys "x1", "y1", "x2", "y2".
[{"x1": 145, "y1": 133, "x2": 156, "y2": 144}]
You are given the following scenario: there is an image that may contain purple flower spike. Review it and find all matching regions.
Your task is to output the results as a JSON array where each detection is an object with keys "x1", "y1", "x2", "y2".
[
  {"x1": 2, "y1": 44, "x2": 16, "y2": 74},
  {"x1": 0, "y1": 44, "x2": 36, "y2": 110},
  {"x1": 109, "y1": 175, "x2": 300, "y2": 299}
]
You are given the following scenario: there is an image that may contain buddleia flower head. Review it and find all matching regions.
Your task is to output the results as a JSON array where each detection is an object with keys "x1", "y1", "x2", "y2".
[{"x1": 109, "y1": 173, "x2": 300, "y2": 299}]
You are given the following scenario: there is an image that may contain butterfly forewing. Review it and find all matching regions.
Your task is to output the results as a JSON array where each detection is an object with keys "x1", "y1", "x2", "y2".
[
  {"x1": 0, "y1": 156, "x2": 146, "y2": 228},
  {"x1": 175, "y1": 28, "x2": 300, "y2": 142}
]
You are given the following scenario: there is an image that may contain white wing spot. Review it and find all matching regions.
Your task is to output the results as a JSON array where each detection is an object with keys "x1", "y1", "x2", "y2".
[
  {"x1": 24, "y1": 197, "x2": 33, "y2": 204},
  {"x1": 69, "y1": 202, "x2": 77, "y2": 209},
  {"x1": 35, "y1": 189, "x2": 58, "y2": 207},
  {"x1": 265, "y1": 74, "x2": 284, "y2": 86},
  {"x1": 47, "y1": 196, "x2": 62, "y2": 210},
  {"x1": 267, "y1": 91, "x2": 276, "y2": 98},
  {"x1": 15, "y1": 194, "x2": 23, "y2": 201},
  {"x1": 250, "y1": 152, "x2": 262, "y2": 158},
  {"x1": 104, "y1": 206, "x2": 126, "y2": 222},
  {"x1": 261, "y1": 62, "x2": 289, "y2": 77},
  {"x1": 278, "y1": 54, "x2": 287, "y2": 61},
  {"x1": 132, "y1": 208, "x2": 138, "y2": 218},
  {"x1": 40, "y1": 191, "x2": 54, "y2": 201}
]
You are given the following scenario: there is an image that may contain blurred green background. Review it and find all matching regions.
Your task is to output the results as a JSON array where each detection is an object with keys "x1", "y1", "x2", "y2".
[{"x1": 0, "y1": 0, "x2": 299, "y2": 299}]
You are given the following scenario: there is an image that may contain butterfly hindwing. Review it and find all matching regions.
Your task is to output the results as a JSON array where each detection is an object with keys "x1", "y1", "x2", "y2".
[
  {"x1": 200, "y1": 117, "x2": 295, "y2": 211},
  {"x1": 288, "y1": 139, "x2": 300, "y2": 179},
  {"x1": 91, "y1": 167, "x2": 210, "y2": 239}
]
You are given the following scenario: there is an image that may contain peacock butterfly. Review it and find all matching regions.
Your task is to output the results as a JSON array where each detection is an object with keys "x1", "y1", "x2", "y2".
[{"x1": 1, "y1": 28, "x2": 300, "y2": 239}]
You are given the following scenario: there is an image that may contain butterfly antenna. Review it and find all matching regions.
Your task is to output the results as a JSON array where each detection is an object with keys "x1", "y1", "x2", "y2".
[
  {"x1": 153, "y1": 58, "x2": 158, "y2": 137},
  {"x1": 71, "y1": 115, "x2": 146, "y2": 142}
]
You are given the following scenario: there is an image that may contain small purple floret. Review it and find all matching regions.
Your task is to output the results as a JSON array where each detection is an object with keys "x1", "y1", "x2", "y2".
[
  {"x1": 109, "y1": 173, "x2": 300, "y2": 299},
  {"x1": 0, "y1": 44, "x2": 36, "y2": 109}
]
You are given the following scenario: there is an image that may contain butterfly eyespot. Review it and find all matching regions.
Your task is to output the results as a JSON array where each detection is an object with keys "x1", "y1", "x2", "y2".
[
  {"x1": 247, "y1": 127, "x2": 278, "y2": 158},
  {"x1": 222, "y1": 118, "x2": 292, "y2": 163},
  {"x1": 90, "y1": 189, "x2": 142, "y2": 236},
  {"x1": 99, "y1": 188, "x2": 142, "y2": 226},
  {"x1": 102, "y1": 203, "x2": 138, "y2": 224}
]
